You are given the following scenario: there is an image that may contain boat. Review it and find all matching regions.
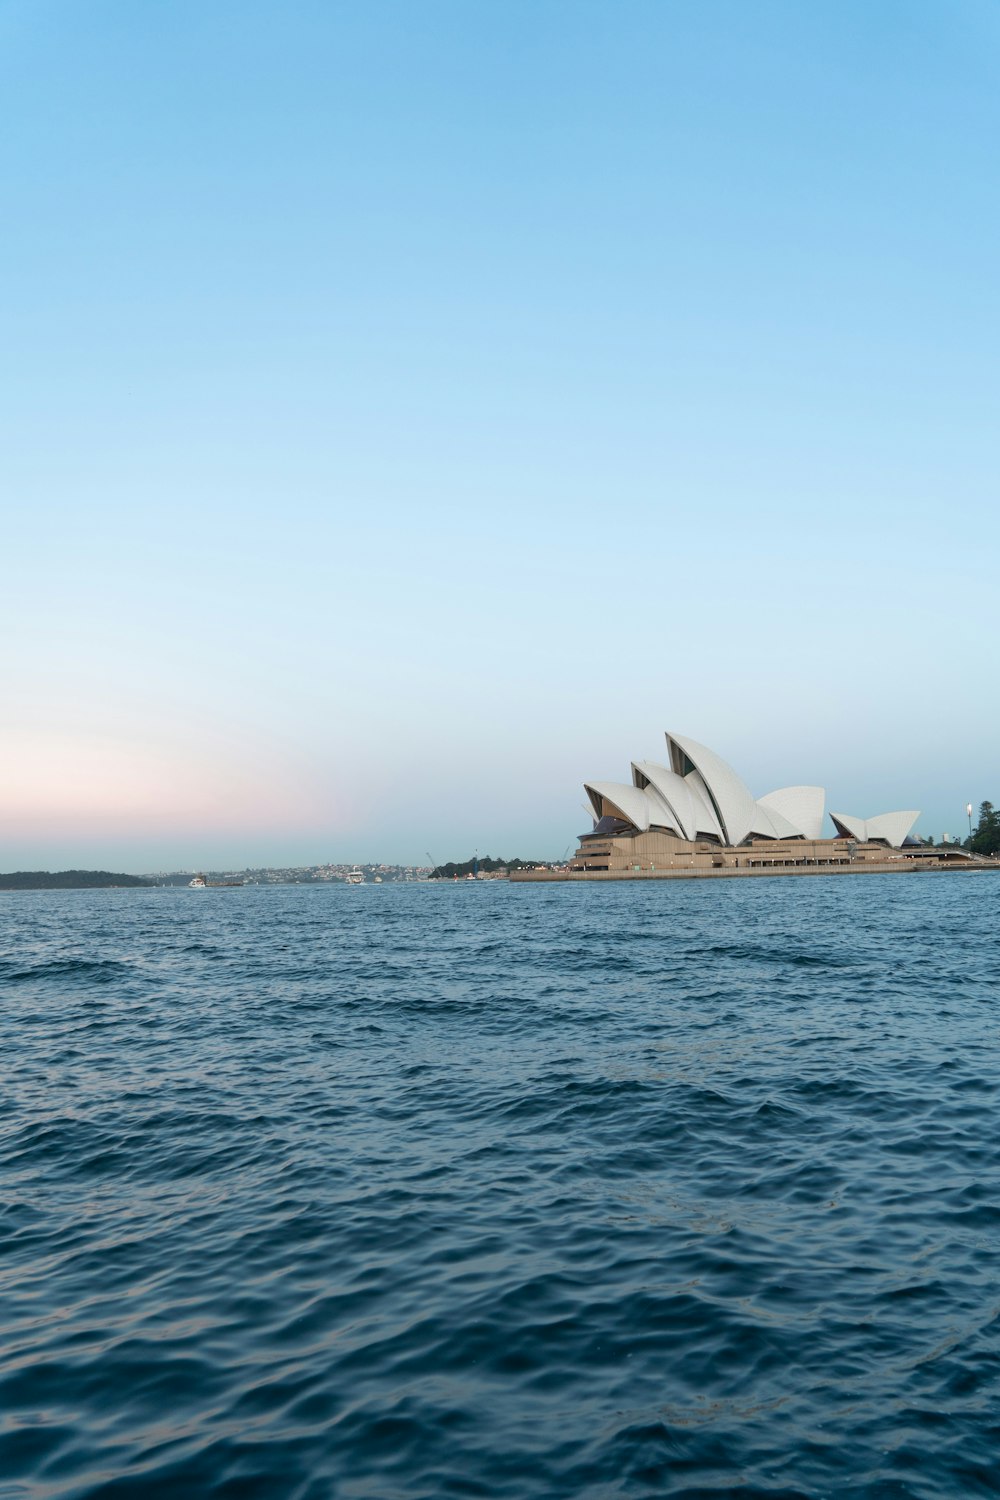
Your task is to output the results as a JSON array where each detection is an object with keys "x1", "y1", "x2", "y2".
[
  {"x1": 345, "y1": 867, "x2": 365, "y2": 885},
  {"x1": 188, "y1": 874, "x2": 244, "y2": 888}
]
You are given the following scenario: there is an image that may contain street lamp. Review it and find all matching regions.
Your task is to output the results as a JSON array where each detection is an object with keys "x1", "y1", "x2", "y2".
[{"x1": 967, "y1": 802, "x2": 974, "y2": 840}]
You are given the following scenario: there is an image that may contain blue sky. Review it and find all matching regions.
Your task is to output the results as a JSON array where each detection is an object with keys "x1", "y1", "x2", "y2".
[{"x1": 2, "y1": 0, "x2": 997, "y2": 868}]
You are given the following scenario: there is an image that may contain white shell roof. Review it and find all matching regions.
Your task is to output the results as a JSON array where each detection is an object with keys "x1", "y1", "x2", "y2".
[
  {"x1": 758, "y1": 786, "x2": 826, "y2": 841},
  {"x1": 749, "y1": 803, "x2": 802, "y2": 840},
  {"x1": 631, "y1": 761, "x2": 703, "y2": 840},
  {"x1": 584, "y1": 735, "x2": 919, "y2": 848},
  {"x1": 831, "y1": 810, "x2": 919, "y2": 847},
  {"x1": 867, "y1": 811, "x2": 919, "y2": 846},
  {"x1": 585, "y1": 781, "x2": 652, "y2": 830},
  {"x1": 667, "y1": 733, "x2": 757, "y2": 846},
  {"x1": 830, "y1": 812, "x2": 867, "y2": 842},
  {"x1": 683, "y1": 770, "x2": 726, "y2": 840},
  {"x1": 585, "y1": 781, "x2": 685, "y2": 833},
  {"x1": 642, "y1": 786, "x2": 685, "y2": 834}
]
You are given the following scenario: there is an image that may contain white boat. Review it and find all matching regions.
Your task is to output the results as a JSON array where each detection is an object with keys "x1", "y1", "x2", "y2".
[{"x1": 345, "y1": 868, "x2": 365, "y2": 885}]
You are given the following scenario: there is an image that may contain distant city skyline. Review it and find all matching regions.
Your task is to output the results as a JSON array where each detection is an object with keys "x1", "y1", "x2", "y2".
[{"x1": 2, "y1": 1, "x2": 998, "y2": 869}]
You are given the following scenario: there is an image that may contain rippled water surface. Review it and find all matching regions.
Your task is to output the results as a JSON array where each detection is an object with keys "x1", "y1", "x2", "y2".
[{"x1": 2, "y1": 876, "x2": 1000, "y2": 1499}]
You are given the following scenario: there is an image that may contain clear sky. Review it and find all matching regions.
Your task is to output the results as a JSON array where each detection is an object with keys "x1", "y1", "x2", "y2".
[{"x1": 2, "y1": 0, "x2": 997, "y2": 870}]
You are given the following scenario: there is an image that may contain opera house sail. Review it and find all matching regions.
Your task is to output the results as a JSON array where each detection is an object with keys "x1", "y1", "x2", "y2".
[{"x1": 572, "y1": 732, "x2": 923, "y2": 876}]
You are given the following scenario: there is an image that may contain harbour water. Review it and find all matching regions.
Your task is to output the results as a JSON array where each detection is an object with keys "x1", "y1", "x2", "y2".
[{"x1": 2, "y1": 877, "x2": 998, "y2": 1498}]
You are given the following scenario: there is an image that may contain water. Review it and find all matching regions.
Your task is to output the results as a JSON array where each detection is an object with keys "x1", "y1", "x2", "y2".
[{"x1": 1, "y1": 875, "x2": 999, "y2": 1499}]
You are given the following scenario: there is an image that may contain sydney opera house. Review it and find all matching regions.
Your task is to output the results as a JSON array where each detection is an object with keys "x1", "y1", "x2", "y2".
[{"x1": 568, "y1": 731, "x2": 923, "y2": 875}]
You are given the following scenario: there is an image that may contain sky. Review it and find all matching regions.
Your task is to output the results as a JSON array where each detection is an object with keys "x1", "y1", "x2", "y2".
[{"x1": 2, "y1": 0, "x2": 998, "y2": 870}]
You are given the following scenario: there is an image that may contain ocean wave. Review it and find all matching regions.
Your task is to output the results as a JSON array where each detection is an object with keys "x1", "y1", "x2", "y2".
[{"x1": 1, "y1": 879, "x2": 999, "y2": 1497}]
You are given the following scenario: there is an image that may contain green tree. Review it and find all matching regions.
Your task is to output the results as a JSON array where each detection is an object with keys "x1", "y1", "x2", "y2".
[{"x1": 969, "y1": 801, "x2": 1000, "y2": 856}]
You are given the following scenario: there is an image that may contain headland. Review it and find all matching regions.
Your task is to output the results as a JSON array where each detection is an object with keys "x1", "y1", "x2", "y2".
[{"x1": 0, "y1": 871, "x2": 151, "y2": 890}]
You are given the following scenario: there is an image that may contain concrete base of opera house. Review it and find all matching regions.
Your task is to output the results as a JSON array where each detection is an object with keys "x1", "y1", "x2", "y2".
[
  {"x1": 510, "y1": 831, "x2": 999, "y2": 882},
  {"x1": 511, "y1": 860, "x2": 1000, "y2": 882}
]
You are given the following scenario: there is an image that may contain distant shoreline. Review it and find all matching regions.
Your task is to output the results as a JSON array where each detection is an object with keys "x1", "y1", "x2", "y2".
[{"x1": 0, "y1": 871, "x2": 151, "y2": 890}]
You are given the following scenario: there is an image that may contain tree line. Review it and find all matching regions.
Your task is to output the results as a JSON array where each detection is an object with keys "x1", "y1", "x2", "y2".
[
  {"x1": 0, "y1": 870, "x2": 151, "y2": 889},
  {"x1": 430, "y1": 855, "x2": 540, "y2": 878}
]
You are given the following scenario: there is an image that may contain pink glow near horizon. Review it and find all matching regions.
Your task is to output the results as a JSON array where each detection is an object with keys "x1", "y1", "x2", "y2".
[{"x1": 0, "y1": 729, "x2": 351, "y2": 843}]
